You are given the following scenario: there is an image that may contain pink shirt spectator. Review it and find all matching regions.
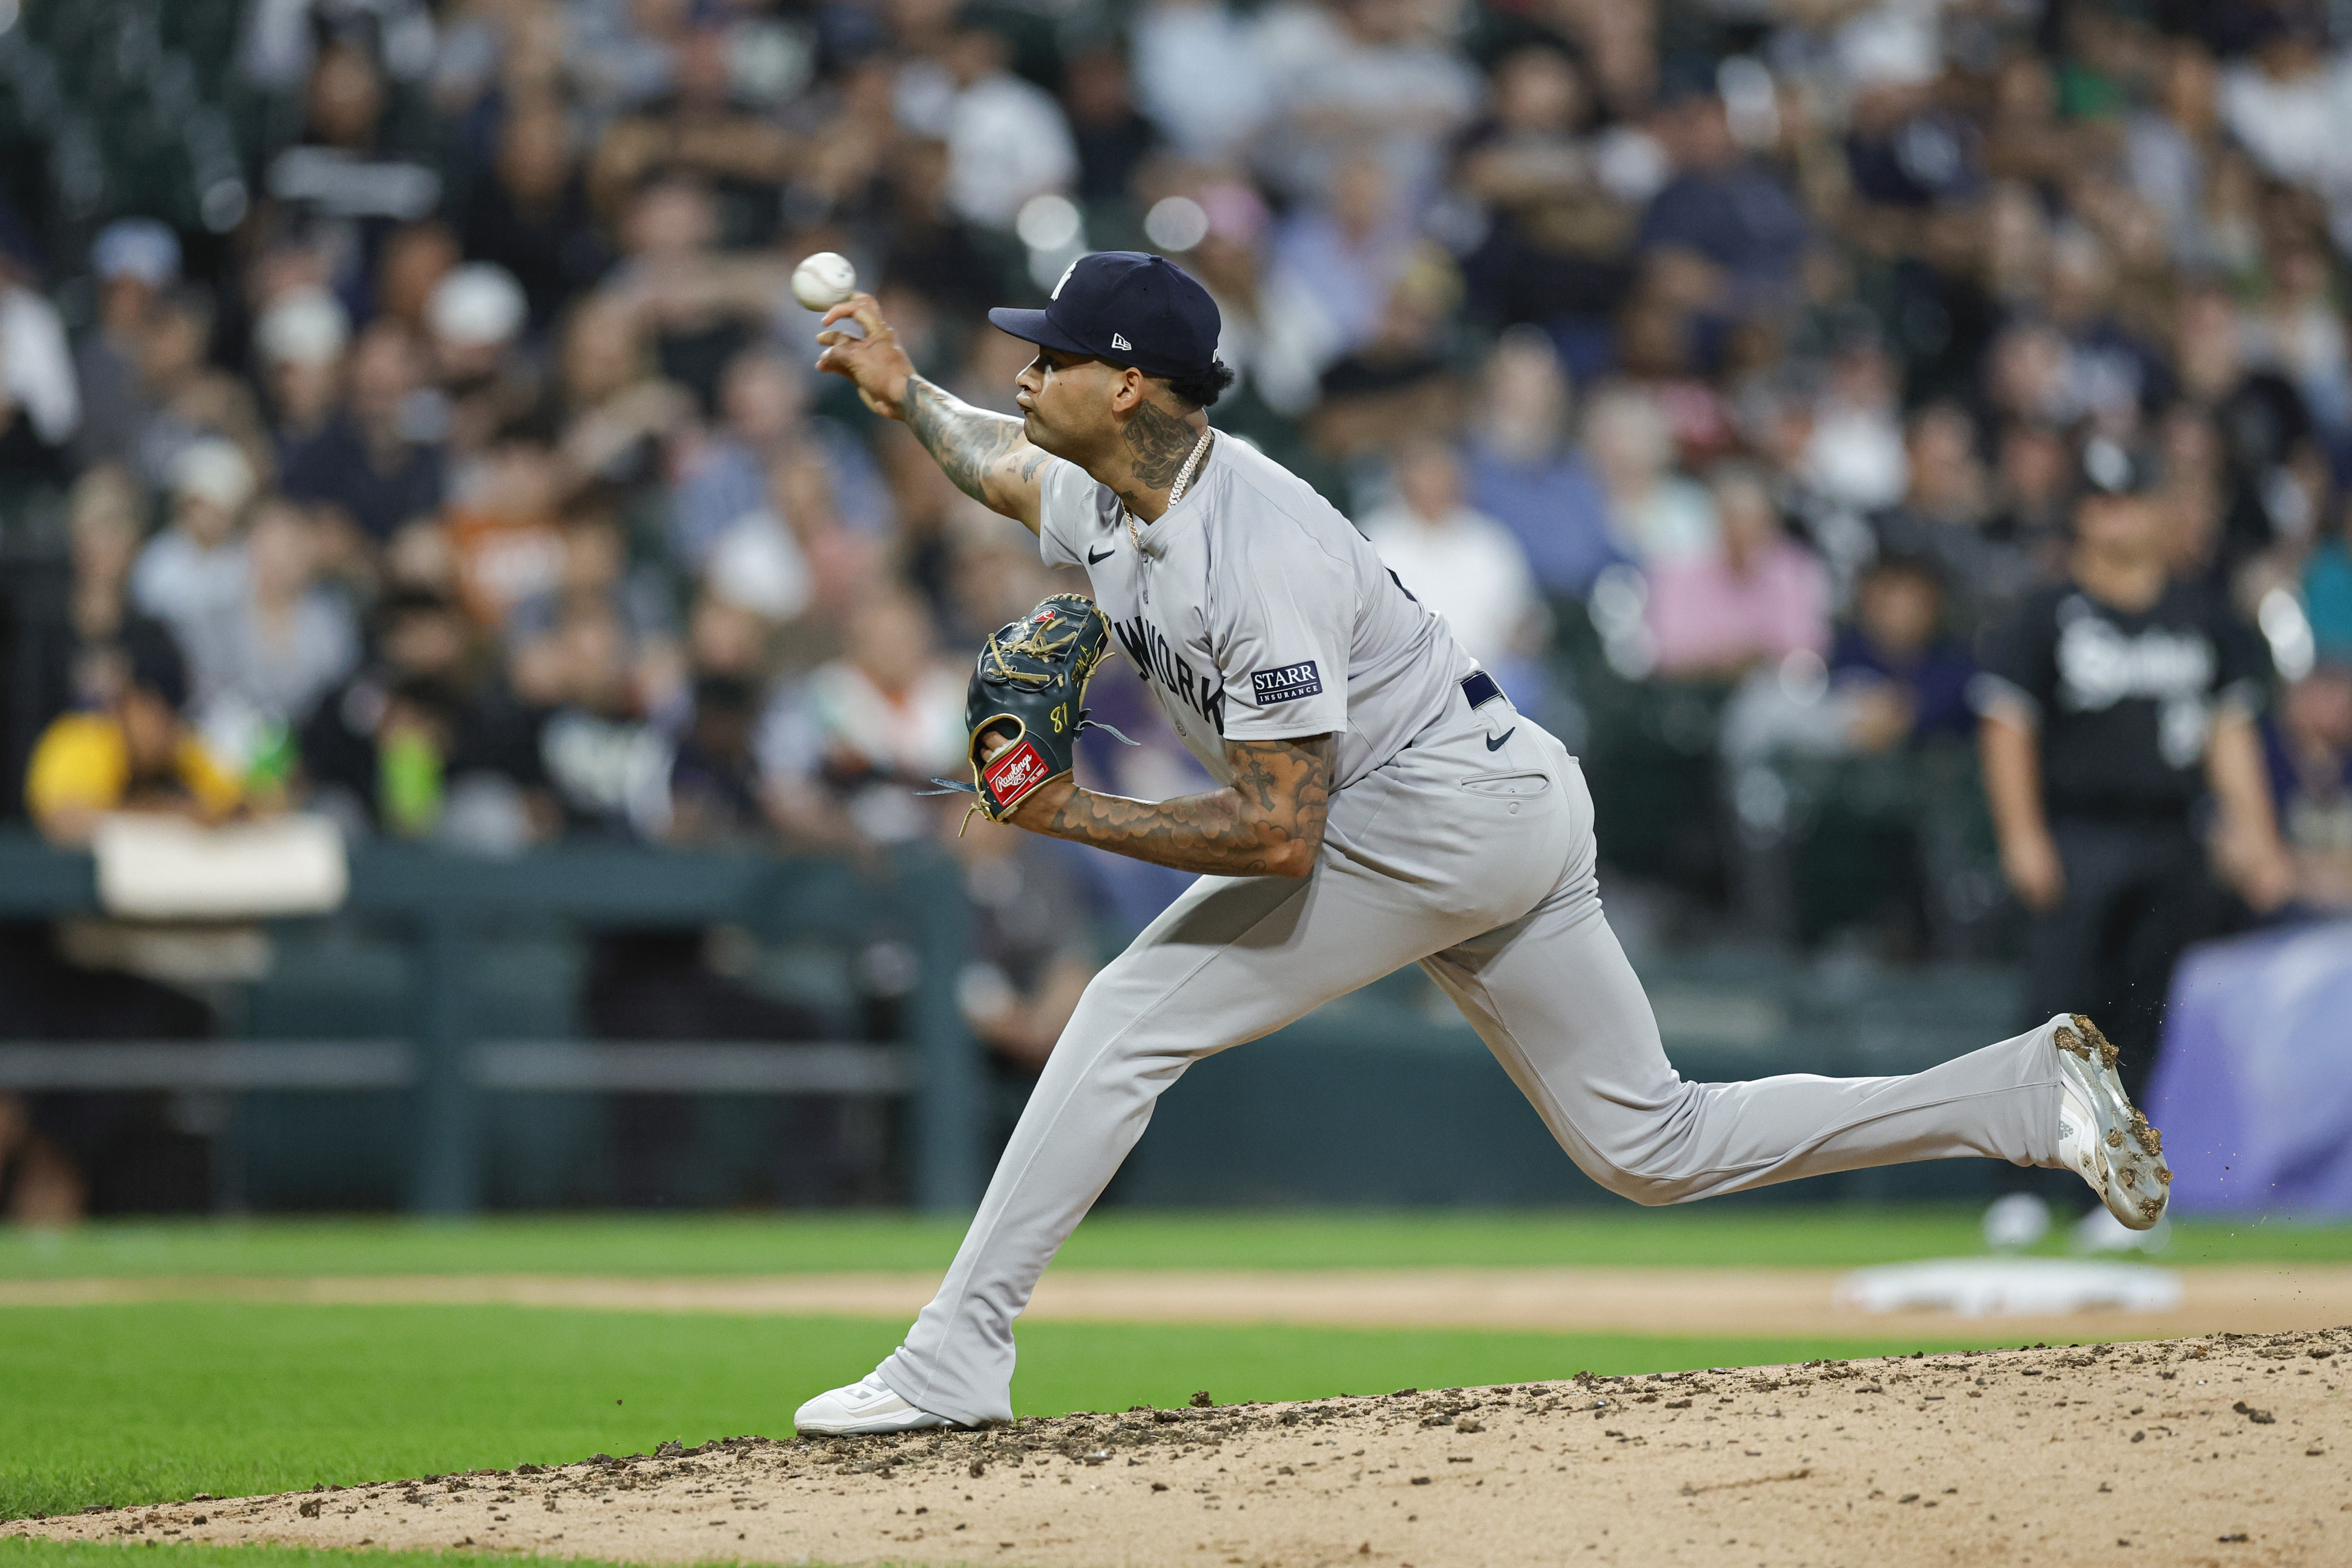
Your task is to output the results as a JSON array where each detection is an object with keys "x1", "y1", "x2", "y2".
[{"x1": 1647, "y1": 537, "x2": 1830, "y2": 675}]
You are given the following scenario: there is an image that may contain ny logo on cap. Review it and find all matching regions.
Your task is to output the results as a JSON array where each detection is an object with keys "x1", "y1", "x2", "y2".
[
  {"x1": 1052, "y1": 259, "x2": 1080, "y2": 299},
  {"x1": 1111, "y1": 333, "x2": 1132, "y2": 351}
]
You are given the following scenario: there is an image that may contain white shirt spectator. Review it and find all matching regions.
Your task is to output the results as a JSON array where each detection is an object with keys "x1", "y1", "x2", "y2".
[
  {"x1": 1, "y1": 284, "x2": 81, "y2": 446},
  {"x1": 896, "y1": 61, "x2": 1078, "y2": 230},
  {"x1": 1130, "y1": 0, "x2": 1273, "y2": 161},
  {"x1": 132, "y1": 532, "x2": 249, "y2": 650},
  {"x1": 1360, "y1": 501, "x2": 1545, "y2": 674},
  {"x1": 2217, "y1": 52, "x2": 2352, "y2": 192},
  {"x1": 1249, "y1": 0, "x2": 1482, "y2": 205}
]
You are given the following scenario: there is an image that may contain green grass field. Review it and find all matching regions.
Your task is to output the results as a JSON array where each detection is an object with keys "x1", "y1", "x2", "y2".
[
  {"x1": 1, "y1": 1544, "x2": 617, "y2": 1568},
  {"x1": 3, "y1": 1204, "x2": 2344, "y2": 1280},
  {"x1": 5, "y1": 1206, "x2": 2348, "y2": 1557}
]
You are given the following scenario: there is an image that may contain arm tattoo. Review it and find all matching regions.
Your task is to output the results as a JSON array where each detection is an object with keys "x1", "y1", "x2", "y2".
[
  {"x1": 1042, "y1": 735, "x2": 1334, "y2": 878},
  {"x1": 904, "y1": 376, "x2": 1025, "y2": 506},
  {"x1": 1123, "y1": 399, "x2": 1205, "y2": 491}
]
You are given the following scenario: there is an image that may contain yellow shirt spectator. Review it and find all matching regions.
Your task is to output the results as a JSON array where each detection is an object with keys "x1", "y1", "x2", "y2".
[{"x1": 25, "y1": 712, "x2": 243, "y2": 825}]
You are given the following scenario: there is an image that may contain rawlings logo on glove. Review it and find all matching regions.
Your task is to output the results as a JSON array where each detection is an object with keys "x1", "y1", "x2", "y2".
[{"x1": 921, "y1": 594, "x2": 1132, "y2": 826}]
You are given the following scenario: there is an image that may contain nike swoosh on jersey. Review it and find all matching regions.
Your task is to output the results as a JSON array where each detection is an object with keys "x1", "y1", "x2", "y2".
[
  {"x1": 1486, "y1": 728, "x2": 1515, "y2": 751},
  {"x1": 1087, "y1": 545, "x2": 1115, "y2": 565}
]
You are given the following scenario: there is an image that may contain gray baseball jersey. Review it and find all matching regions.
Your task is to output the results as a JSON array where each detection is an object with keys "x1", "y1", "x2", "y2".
[
  {"x1": 1035, "y1": 436, "x2": 1476, "y2": 788},
  {"x1": 865, "y1": 429, "x2": 2080, "y2": 1428}
]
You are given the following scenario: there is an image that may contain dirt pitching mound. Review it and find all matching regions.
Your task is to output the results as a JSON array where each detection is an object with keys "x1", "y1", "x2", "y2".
[{"x1": 15, "y1": 1330, "x2": 2352, "y2": 1566}]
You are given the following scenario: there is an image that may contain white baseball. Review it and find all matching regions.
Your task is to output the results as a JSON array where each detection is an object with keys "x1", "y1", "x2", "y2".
[{"x1": 791, "y1": 251, "x2": 858, "y2": 312}]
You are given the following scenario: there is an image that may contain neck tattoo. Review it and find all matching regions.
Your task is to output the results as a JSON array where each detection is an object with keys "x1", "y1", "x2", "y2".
[{"x1": 1126, "y1": 427, "x2": 1213, "y2": 553}]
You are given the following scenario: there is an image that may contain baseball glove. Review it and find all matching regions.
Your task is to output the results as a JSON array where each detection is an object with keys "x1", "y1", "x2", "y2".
[{"x1": 923, "y1": 594, "x2": 1130, "y2": 826}]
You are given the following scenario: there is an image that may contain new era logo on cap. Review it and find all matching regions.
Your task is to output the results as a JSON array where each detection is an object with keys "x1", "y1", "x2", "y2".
[{"x1": 988, "y1": 253, "x2": 1220, "y2": 380}]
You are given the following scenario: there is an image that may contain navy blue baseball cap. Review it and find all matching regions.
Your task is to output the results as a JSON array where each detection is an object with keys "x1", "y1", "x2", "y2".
[{"x1": 987, "y1": 251, "x2": 1220, "y2": 379}]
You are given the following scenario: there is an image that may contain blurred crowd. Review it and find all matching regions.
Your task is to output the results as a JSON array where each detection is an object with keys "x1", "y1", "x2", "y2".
[{"x1": 7, "y1": 0, "x2": 2352, "y2": 1215}]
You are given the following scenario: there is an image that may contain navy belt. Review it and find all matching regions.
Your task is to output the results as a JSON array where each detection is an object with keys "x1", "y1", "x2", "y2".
[{"x1": 1461, "y1": 670, "x2": 1503, "y2": 710}]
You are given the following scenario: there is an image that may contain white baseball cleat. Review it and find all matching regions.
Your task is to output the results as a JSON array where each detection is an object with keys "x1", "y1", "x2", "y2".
[
  {"x1": 2049, "y1": 1012, "x2": 2170, "y2": 1231},
  {"x1": 793, "y1": 1372, "x2": 952, "y2": 1436}
]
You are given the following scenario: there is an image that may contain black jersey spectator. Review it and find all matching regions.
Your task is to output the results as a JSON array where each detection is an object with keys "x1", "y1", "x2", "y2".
[
  {"x1": 1064, "y1": 47, "x2": 1163, "y2": 209},
  {"x1": 458, "y1": 95, "x2": 613, "y2": 333},
  {"x1": 1973, "y1": 437, "x2": 2295, "y2": 1088}
]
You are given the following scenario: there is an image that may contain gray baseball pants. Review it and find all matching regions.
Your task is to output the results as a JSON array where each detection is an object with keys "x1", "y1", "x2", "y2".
[{"x1": 878, "y1": 705, "x2": 2064, "y2": 1426}]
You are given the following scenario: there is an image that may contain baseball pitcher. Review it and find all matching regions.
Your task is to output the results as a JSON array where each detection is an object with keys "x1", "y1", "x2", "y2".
[{"x1": 792, "y1": 253, "x2": 2167, "y2": 1434}]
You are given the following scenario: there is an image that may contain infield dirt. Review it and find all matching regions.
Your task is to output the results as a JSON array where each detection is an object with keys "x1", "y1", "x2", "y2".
[{"x1": 14, "y1": 1328, "x2": 2350, "y2": 1567}]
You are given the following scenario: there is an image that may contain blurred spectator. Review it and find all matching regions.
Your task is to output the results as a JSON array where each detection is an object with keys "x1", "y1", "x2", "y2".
[
  {"x1": 762, "y1": 590, "x2": 964, "y2": 848},
  {"x1": 446, "y1": 437, "x2": 567, "y2": 630},
  {"x1": 1265, "y1": 157, "x2": 1414, "y2": 372},
  {"x1": 669, "y1": 349, "x2": 891, "y2": 573},
  {"x1": 267, "y1": 40, "x2": 442, "y2": 239},
  {"x1": 1460, "y1": 328, "x2": 1626, "y2": 598},
  {"x1": 130, "y1": 440, "x2": 257, "y2": 650},
  {"x1": 1648, "y1": 464, "x2": 1829, "y2": 678},
  {"x1": 426, "y1": 261, "x2": 541, "y2": 459},
  {"x1": 2125, "y1": 39, "x2": 2224, "y2": 268},
  {"x1": 2173, "y1": 282, "x2": 2326, "y2": 581},
  {"x1": 1064, "y1": 48, "x2": 1162, "y2": 210},
  {"x1": 1457, "y1": 44, "x2": 1645, "y2": 332},
  {"x1": 178, "y1": 501, "x2": 361, "y2": 782},
  {"x1": 1252, "y1": 0, "x2": 1481, "y2": 207},
  {"x1": 1129, "y1": 0, "x2": 1272, "y2": 164},
  {"x1": 0, "y1": 228, "x2": 78, "y2": 487},
  {"x1": 893, "y1": 16, "x2": 1076, "y2": 231},
  {"x1": 1637, "y1": 81, "x2": 1808, "y2": 317},
  {"x1": 71, "y1": 220, "x2": 176, "y2": 473},
  {"x1": 122, "y1": 284, "x2": 272, "y2": 495},
  {"x1": 1583, "y1": 384, "x2": 1715, "y2": 565},
  {"x1": 2214, "y1": 6, "x2": 2350, "y2": 237},
  {"x1": 664, "y1": 674, "x2": 767, "y2": 842},
  {"x1": 1974, "y1": 438, "x2": 2294, "y2": 1088},
  {"x1": 2267, "y1": 658, "x2": 2352, "y2": 910},
  {"x1": 459, "y1": 95, "x2": 613, "y2": 331},
  {"x1": 1799, "y1": 328, "x2": 1909, "y2": 513},
  {"x1": 255, "y1": 287, "x2": 354, "y2": 453},
  {"x1": 530, "y1": 599, "x2": 670, "y2": 839},
  {"x1": 300, "y1": 587, "x2": 474, "y2": 835},
  {"x1": 1305, "y1": 247, "x2": 1463, "y2": 465},
  {"x1": 589, "y1": 21, "x2": 795, "y2": 245},
  {"x1": 510, "y1": 512, "x2": 682, "y2": 721},
  {"x1": 1872, "y1": 403, "x2": 2045, "y2": 634},
  {"x1": 281, "y1": 318, "x2": 447, "y2": 546},
  {"x1": 1829, "y1": 555, "x2": 1977, "y2": 752},
  {"x1": 1360, "y1": 437, "x2": 1548, "y2": 690},
  {"x1": 24, "y1": 625, "x2": 239, "y2": 846},
  {"x1": 377, "y1": 220, "x2": 462, "y2": 334},
  {"x1": 32, "y1": 468, "x2": 160, "y2": 730}
]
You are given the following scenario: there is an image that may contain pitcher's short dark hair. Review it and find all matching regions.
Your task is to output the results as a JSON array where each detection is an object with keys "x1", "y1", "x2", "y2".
[{"x1": 1163, "y1": 359, "x2": 1237, "y2": 410}]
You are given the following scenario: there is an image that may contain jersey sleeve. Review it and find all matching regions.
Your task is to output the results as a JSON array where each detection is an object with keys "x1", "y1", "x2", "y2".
[
  {"x1": 1969, "y1": 593, "x2": 2057, "y2": 726},
  {"x1": 1209, "y1": 523, "x2": 1353, "y2": 742},
  {"x1": 1034, "y1": 457, "x2": 1096, "y2": 570},
  {"x1": 2209, "y1": 598, "x2": 2273, "y2": 715}
]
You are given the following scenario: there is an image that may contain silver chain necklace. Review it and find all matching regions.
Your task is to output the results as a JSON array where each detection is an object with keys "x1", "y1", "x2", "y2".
[{"x1": 1125, "y1": 427, "x2": 1213, "y2": 553}]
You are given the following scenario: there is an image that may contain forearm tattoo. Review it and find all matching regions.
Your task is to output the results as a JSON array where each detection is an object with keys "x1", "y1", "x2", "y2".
[
  {"x1": 904, "y1": 376, "x2": 1025, "y2": 506},
  {"x1": 1044, "y1": 735, "x2": 1334, "y2": 878}
]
